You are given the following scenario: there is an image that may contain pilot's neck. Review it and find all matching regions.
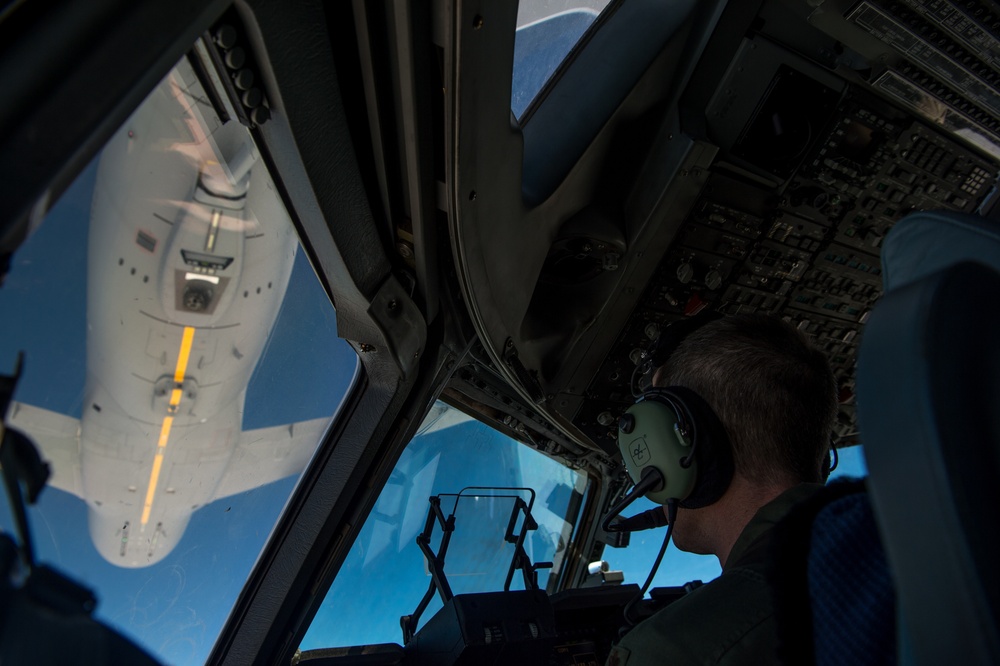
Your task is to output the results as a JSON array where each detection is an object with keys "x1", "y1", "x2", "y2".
[{"x1": 702, "y1": 474, "x2": 793, "y2": 568}]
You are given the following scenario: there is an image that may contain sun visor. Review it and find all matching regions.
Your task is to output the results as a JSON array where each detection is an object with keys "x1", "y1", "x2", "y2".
[{"x1": 882, "y1": 210, "x2": 1000, "y2": 291}]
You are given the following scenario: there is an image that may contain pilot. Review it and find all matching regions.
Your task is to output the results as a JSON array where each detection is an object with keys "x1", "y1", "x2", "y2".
[{"x1": 607, "y1": 314, "x2": 838, "y2": 665}]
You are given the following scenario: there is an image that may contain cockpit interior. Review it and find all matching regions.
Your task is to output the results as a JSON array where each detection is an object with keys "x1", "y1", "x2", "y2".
[{"x1": 1, "y1": 0, "x2": 998, "y2": 664}]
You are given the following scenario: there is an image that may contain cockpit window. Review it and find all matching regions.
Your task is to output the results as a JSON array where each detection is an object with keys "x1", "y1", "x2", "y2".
[
  {"x1": 0, "y1": 52, "x2": 358, "y2": 665},
  {"x1": 512, "y1": 1, "x2": 614, "y2": 119},
  {"x1": 300, "y1": 401, "x2": 588, "y2": 650}
]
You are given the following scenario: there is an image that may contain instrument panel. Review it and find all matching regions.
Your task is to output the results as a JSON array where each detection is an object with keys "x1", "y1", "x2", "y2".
[{"x1": 571, "y1": 0, "x2": 1000, "y2": 451}]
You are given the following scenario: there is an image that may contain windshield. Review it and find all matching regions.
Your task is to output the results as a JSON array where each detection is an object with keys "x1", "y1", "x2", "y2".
[
  {"x1": 0, "y1": 53, "x2": 358, "y2": 664},
  {"x1": 430, "y1": 489, "x2": 539, "y2": 588},
  {"x1": 512, "y1": 1, "x2": 614, "y2": 119},
  {"x1": 300, "y1": 401, "x2": 588, "y2": 650}
]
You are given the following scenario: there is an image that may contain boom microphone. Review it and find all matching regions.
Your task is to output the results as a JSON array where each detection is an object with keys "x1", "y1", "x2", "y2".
[
  {"x1": 615, "y1": 506, "x2": 670, "y2": 532},
  {"x1": 602, "y1": 467, "x2": 665, "y2": 533}
]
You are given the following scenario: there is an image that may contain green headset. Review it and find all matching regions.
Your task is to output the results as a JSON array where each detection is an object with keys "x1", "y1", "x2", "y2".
[
  {"x1": 616, "y1": 385, "x2": 734, "y2": 509},
  {"x1": 603, "y1": 312, "x2": 735, "y2": 533}
]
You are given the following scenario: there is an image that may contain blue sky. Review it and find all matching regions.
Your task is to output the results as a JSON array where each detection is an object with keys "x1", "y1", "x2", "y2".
[{"x1": 0, "y1": 157, "x2": 358, "y2": 665}]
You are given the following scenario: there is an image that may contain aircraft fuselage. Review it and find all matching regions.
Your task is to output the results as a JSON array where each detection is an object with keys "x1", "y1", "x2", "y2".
[{"x1": 78, "y1": 64, "x2": 298, "y2": 566}]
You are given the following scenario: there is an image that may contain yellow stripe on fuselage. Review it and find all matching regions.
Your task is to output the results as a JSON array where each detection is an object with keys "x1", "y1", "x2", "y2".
[
  {"x1": 141, "y1": 326, "x2": 196, "y2": 526},
  {"x1": 141, "y1": 452, "x2": 166, "y2": 525},
  {"x1": 174, "y1": 326, "x2": 195, "y2": 383},
  {"x1": 156, "y1": 416, "x2": 175, "y2": 448}
]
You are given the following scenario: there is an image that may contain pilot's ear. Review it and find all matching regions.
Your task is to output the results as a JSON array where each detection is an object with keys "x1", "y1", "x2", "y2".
[{"x1": 651, "y1": 365, "x2": 666, "y2": 387}]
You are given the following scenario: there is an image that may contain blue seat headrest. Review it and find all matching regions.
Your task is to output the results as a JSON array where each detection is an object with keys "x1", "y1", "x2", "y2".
[{"x1": 881, "y1": 210, "x2": 1000, "y2": 291}]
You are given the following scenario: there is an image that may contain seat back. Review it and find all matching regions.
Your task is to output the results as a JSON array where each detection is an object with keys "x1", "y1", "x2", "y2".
[
  {"x1": 856, "y1": 211, "x2": 1000, "y2": 665},
  {"x1": 770, "y1": 479, "x2": 896, "y2": 666}
]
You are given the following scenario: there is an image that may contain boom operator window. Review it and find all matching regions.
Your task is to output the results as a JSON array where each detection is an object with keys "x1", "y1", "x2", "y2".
[{"x1": 0, "y1": 48, "x2": 358, "y2": 666}]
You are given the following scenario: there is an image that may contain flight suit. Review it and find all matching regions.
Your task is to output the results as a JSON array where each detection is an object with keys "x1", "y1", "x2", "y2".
[{"x1": 606, "y1": 484, "x2": 823, "y2": 666}]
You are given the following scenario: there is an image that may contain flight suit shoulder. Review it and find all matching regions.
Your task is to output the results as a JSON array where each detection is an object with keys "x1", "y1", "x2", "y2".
[{"x1": 607, "y1": 567, "x2": 776, "y2": 666}]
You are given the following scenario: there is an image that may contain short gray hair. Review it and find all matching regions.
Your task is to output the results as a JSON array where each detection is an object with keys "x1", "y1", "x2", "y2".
[{"x1": 655, "y1": 314, "x2": 837, "y2": 484}]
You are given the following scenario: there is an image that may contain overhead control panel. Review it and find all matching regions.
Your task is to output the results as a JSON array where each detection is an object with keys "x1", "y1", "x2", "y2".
[
  {"x1": 848, "y1": 0, "x2": 1000, "y2": 157},
  {"x1": 571, "y1": 0, "x2": 999, "y2": 452}
]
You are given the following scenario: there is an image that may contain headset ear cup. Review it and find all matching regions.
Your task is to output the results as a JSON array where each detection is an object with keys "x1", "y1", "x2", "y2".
[
  {"x1": 650, "y1": 387, "x2": 735, "y2": 509},
  {"x1": 821, "y1": 443, "x2": 838, "y2": 482},
  {"x1": 617, "y1": 400, "x2": 699, "y2": 504}
]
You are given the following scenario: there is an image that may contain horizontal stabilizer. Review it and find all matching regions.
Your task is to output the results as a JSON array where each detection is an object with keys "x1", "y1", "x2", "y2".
[
  {"x1": 4, "y1": 402, "x2": 83, "y2": 497},
  {"x1": 213, "y1": 416, "x2": 332, "y2": 500}
]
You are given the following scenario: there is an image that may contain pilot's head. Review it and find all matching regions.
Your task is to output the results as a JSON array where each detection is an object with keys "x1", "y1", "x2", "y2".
[
  {"x1": 654, "y1": 314, "x2": 836, "y2": 485},
  {"x1": 653, "y1": 314, "x2": 837, "y2": 555}
]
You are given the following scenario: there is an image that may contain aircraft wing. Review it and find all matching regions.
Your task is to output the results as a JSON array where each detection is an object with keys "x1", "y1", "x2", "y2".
[
  {"x1": 415, "y1": 402, "x2": 474, "y2": 438},
  {"x1": 4, "y1": 402, "x2": 83, "y2": 497},
  {"x1": 212, "y1": 416, "x2": 332, "y2": 500}
]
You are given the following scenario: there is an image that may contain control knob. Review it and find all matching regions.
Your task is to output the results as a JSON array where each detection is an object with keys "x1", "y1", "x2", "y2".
[{"x1": 676, "y1": 262, "x2": 694, "y2": 284}]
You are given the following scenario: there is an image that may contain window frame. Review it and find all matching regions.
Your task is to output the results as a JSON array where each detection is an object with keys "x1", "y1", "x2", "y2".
[{"x1": 0, "y1": 2, "x2": 431, "y2": 664}]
